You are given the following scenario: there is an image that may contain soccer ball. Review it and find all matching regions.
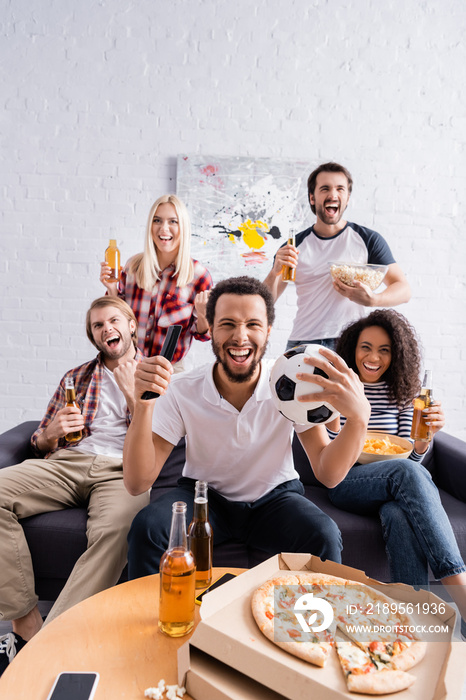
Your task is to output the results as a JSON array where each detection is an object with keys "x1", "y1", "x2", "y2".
[{"x1": 269, "y1": 344, "x2": 339, "y2": 426}]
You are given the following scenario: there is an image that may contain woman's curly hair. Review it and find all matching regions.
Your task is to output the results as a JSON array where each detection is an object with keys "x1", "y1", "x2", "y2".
[{"x1": 335, "y1": 309, "x2": 423, "y2": 407}]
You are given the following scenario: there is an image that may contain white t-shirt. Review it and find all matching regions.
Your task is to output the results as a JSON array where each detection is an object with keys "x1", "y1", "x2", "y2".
[
  {"x1": 152, "y1": 360, "x2": 309, "y2": 502},
  {"x1": 69, "y1": 366, "x2": 128, "y2": 458},
  {"x1": 289, "y1": 222, "x2": 395, "y2": 341}
]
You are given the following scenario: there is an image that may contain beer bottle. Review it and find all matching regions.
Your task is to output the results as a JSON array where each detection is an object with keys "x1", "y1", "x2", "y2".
[
  {"x1": 105, "y1": 239, "x2": 121, "y2": 283},
  {"x1": 410, "y1": 370, "x2": 433, "y2": 442},
  {"x1": 159, "y1": 501, "x2": 196, "y2": 637},
  {"x1": 281, "y1": 229, "x2": 296, "y2": 283},
  {"x1": 188, "y1": 480, "x2": 213, "y2": 588},
  {"x1": 64, "y1": 377, "x2": 82, "y2": 443}
]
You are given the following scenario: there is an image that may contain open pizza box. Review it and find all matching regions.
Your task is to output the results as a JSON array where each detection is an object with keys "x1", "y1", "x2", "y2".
[{"x1": 178, "y1": 553, "x2": 465, "y2": 700}]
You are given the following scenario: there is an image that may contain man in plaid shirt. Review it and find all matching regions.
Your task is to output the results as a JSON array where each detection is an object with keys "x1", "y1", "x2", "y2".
[{"x1": 0, "y1": 297, "x2": 150, "y2": 677}]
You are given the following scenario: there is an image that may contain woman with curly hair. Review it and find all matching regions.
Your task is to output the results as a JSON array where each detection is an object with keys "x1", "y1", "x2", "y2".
[
  {"x1": 328, "y1": 309, "x2": 466, "y2": 621},
  {"x1": 334, "y1": 309, "x2": 441, "y2": 458}
]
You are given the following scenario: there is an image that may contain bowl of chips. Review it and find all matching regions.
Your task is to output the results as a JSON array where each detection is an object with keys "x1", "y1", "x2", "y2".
[
  {"x1": 358, "y1": 432, "x2": 413, "y2": 464},
  {"x1": 329, "y1": 262, "x2": 388, "y2": 291}
]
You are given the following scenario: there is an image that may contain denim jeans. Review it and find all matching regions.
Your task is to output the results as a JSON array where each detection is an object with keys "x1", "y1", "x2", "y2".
[
  {"x1": 286, "y1": 338, "x2": 337, "y2": 352},
  {"x1": 127, "y1": 478, "x2": 342, "y2": 579},
  {"x1": 328, "y1": 459, "x2": 466, "y2": 585}
]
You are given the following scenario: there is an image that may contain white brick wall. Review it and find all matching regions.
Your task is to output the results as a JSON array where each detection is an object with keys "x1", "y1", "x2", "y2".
[{"x1": 1, "y1": 0, "x2": 465, "y2": 439}]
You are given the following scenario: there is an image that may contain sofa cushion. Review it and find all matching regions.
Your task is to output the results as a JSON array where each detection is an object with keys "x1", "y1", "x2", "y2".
[
  {"x1": 439, "y1": 489, "x2": 466, "y2": 559},
  {"x1": 0, "y1": 420, "x2": 38, "y2": 468},
  {"x1": 22, "y1": 509, "x2": 88, "y2": 580},
  {"x1": 151, "y1": 438, "x2": 187, "y2": 491}
]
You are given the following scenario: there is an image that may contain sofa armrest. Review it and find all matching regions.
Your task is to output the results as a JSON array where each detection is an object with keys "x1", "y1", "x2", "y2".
[
  {"x1": 429, "y1": 432, "x2": 466, "y2": 503},
  {"x1": 0, "y1": 421, "x2": 39, "y2": 469}
]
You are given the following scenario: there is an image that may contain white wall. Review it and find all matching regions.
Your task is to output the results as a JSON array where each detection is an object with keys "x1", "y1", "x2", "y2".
[{"x1": 1, "y1": 0, "x2": 465, "y2": 439}]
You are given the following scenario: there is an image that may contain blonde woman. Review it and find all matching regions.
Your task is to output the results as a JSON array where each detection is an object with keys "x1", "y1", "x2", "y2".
[{"x1": 100, "y1": 195, "x2": 212, "y2": 366}]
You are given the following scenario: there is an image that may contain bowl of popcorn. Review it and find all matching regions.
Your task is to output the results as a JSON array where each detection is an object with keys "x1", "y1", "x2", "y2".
[
  {"x1": 358, "y1": 432, "x2": 413, "y2": 464},
  {"x1": 329, "y1": 261, "x2": 387, "y2": 291}
]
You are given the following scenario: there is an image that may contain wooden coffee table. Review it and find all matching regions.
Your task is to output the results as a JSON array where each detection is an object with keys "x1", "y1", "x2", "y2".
[{"x1": 0, "y1": 568, "x2": 245, "y2": 699}]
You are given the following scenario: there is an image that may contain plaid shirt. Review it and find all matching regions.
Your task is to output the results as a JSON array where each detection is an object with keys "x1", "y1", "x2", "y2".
[
  {"x1": 118, "y1": 258, "x2": 212, "y2": 362},
  {"x1": 31, "y1": 348, "x2": 143, "y2": 459}
]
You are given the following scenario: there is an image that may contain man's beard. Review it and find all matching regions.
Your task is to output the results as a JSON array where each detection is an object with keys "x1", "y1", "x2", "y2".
[
  {"x1": 96, "y1": 333, "x2": 133, "y2": 361},
  {"x1": 211, "y1": 338, "x2": 268, "y2": 384},
  {"x1": 315, "y1": 200, "x2": 347, "y2": 225}
]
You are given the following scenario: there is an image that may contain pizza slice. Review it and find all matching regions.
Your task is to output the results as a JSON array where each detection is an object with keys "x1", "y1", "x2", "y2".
[
  {"x1": 335, "y1": 637, "x2": 416, "y2": 695},
  {"x1": 251, "y1": 574, "x2": 337, "y2": 667},
  {"x1": 333, "y1": 585, "x2": 426, "y2": 672}
]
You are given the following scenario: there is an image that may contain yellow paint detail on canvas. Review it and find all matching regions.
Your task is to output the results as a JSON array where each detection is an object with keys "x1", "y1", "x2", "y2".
[
  {"x1": 237, "y1": 219, "x2": 269, "y2": 249},
  {"x1": 228, "y1": 234, "x2": 236, "y2": 243}
]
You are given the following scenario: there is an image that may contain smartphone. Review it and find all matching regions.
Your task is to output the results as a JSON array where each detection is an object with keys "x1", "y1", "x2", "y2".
[
  {"x1": 141, "y1": 324, "x2": 183, "y2": 400},
  {"x1": 46, "y1": 672, "x2": 99, "y2": 700},
  {"x1": 195, "y1": 572, "x2": 237, "y2": 604}
]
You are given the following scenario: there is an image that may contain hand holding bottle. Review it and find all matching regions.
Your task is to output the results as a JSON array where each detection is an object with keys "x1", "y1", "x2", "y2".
[
  {"x1": 36, "y1": 404, "x2": 85, "y2": 454},
  {"x1": 411, "y1": 371, "x2": 445, "y2": 454},
  {"x1": 412, "y1": 400, "x2": 445, "y2": 455},
  {"x1": 56, "y1": 405, "x2": 85, "y2": 442},
  {"x1": 99, "y1": 262, "x2": 119, "y2": 295},
  {"x1": 281, "y1": 230, "x2": 297, "y2": 282},
  {"x1": 100, "y1": 239, "x2": 121, "y2": 295},
  {"x1": 273, "y1": 238, "x2": 298, "y2": 280},
  {"x1": 421, "y1": 400, "x2": 445, "y2": 434}
]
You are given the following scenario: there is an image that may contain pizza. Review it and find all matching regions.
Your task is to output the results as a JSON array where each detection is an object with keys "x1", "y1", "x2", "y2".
[
  {"x1": 251, "y1": 572, "x2": 426, "y2": 695},
  {"x1": 335, "y1": 638, "x2": 416, "y2": 695},
  {"x1": 251, "y1": 574, "x2": 338, "y2": 667},
  {"x1": 335, "y1": 581, "x2": 426, "y2": 672}
]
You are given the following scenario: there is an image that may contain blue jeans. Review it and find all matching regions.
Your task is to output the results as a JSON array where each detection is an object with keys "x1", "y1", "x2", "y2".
[
  {"x1": 286, "y1": 338, "x2": 337, "y2": 352},
  {"x1": 328, "y1": 459, "x2": 466, "y2": 585},
  {"x1": 127, "y1": 478, "x2": 342, "y2": 579}
]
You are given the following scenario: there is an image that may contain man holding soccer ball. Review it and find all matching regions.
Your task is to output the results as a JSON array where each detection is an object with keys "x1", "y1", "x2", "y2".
[{"x1": 123, "y1": 276, "x2": 370, "y2": 578}]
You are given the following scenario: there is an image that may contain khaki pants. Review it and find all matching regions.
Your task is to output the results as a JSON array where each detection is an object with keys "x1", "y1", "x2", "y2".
[{"x1": 0, "y1": 450, "x2": 149, "y2": 623}]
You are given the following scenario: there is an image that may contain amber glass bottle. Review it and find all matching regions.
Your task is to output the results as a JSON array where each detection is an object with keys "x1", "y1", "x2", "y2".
[
  {"x1": 188, "y1": 481, "x2": 213, "y2": 588},
  {"x1": 158, "y1": 501, "x2": 196, "y2": 637},
  {"x1": 105, "y1": 239, "x2": 121, "y2": 283},
  {"x1": 281, "y1": 230, "x2": 296, "y2": 283},
  {"x1": 64, "y1": 377, "x2": 82, "y2": 443},
  {"x1": 410, "y1": 370, "x2": 433, "y2": 442}
]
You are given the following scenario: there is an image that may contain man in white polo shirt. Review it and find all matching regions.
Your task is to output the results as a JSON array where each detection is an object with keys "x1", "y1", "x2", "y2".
[
  {"x1": 264, "y1": 162, "x2": 411, "y2": 350},
  {"x1": 124, "y1": 276, "x2": 370, "y2": 577}
]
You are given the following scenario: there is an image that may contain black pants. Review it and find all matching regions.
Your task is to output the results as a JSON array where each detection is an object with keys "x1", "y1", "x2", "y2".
[{"x1": 127, "y1": 478, "x2": 342, "y2": 578}]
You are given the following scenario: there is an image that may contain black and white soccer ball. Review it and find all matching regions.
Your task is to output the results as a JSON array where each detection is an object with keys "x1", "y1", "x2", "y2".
[{"x1": 269, "y1": 344, "x2": 339, "y2": 426}]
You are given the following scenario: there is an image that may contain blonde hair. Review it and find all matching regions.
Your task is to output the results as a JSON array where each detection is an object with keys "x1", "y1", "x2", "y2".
[{"x1": 128, "y1": 194, "x2": 194, "y2": 290}]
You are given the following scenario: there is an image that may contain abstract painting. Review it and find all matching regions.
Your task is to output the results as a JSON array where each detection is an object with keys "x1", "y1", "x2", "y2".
[{"x1": 176, "y1": 155, "x2": 312, "y2": 281}]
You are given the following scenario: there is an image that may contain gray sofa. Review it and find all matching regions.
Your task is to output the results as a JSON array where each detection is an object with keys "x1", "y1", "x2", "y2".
[{"x1": 1, "y1": 421, "x2": 465, "y2": 601}]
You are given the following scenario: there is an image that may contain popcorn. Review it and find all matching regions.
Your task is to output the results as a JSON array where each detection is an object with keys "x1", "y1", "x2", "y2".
[
  {"x1": 144, "y1": 682, "x2": 186, "y2": 700},
  {"x1": 330, "y1": 263, "x2": 386, "y2": 291}
]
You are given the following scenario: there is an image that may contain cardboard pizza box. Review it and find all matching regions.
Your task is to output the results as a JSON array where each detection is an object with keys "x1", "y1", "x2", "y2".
[{"x1": 178, "y1": 553, "x2": 465, "y2": 700}]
